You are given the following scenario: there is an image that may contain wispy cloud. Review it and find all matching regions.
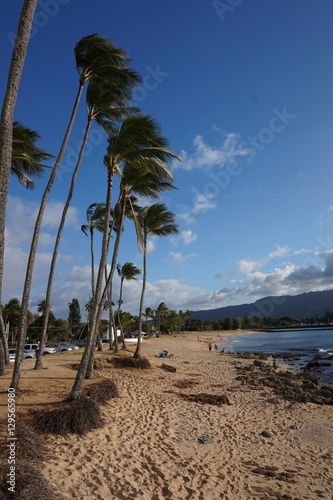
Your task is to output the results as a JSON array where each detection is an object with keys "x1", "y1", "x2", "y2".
[
  {"x1": 180, "y1": 230, "x2": 197, "y2": 245},
  {"x1": 173, "y1": 133, "x2": 250, "y2": 172},
  {"x1": 236, "y1": 245, "x2": 291, "y2": 274},
  {"x1": 168, "y1": 251, "x2": 197, "y2": 265}
]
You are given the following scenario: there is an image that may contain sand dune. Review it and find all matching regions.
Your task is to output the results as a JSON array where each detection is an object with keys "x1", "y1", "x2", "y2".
[{"x1": 1, "y1": 331, "x2": 333, "y2": 499}]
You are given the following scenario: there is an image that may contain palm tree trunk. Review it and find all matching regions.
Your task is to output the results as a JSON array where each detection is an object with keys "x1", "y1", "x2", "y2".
[
  {"x1": 0, "y1": 0, "x2": 38, "y2": 376},
  {"x1": 10, "y1": 82, "x2": 85, "y2": 390},
  {"x1": 90, "y1": 227, "x2": 95, "y2": 297},
  {"x1": 0, "y1": 315, "x2": 9, "y2": 365},
  {"x1": 85, "y1": 188, "x2": 127, "y2": 377},
  {"x1": 134, "y1": 234, "x2": 147, "y2": 358},
  {"x1": 34, "y1": 116, "x2": 92, "y2": 370},
  {"x1": 68, "y1": 163, "x2": 115, "y2": 399},
  {"x1": 116, "y1": 279, "x2": 125, "y2": 349}
]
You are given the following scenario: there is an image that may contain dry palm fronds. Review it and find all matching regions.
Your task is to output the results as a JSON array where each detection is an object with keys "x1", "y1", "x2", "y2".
[
  {"x1": 0, "y1": 423, "x2": 52, "y2": 463},
  {"x1": 111, "y1": 356, "x2": 151, "y2": 369},
  {"x1": 0, "y1": 461, "x2": 63, "y2": 500},
  {"x1": 32, "y1": 396, "x2": 103, "y2": 435},
  {"x1": 84, "y1": 379, "x2": 119, "y2": 404}
]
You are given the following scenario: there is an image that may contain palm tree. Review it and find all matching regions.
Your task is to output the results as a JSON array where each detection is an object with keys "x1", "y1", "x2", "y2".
[
  {"x1": 155, "y1": 301, "x2": 169, "y2": 334},
  {"x1": 134, "y1": 204, "x2": 178, "y2": 358},
  {"x1": 11, "y1": 121, "x2": 53, "y2": 189},
  {"x1": 81, "y1": 203, "x2": 106, "y2": 297},
  {"x1": 13, "y1": 35, "x2": 140, "y2": 382},
  {"x1": 84, "y1": 118, "x2": 176, "y2": 373},
  {"x1": 116, "y1": 262, "x2": 141, "y2": 349},
  {"x1": 143, "y1": 306, "x2": 153, "y2": 334},
  {"x1": 68, "y1": 115, "x2": 178, "y2": 400},
  {"x1": 0, "y1": 0, "x2": 38, "y2": 376}
]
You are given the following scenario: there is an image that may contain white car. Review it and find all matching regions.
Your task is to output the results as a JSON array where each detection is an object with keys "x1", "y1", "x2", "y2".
[
  {"x1": 24, "y1": 343, "x2": 58, "y2": 355},
  {"x1": 9, "y1": 349, "x2": 36, "y2": 362}
]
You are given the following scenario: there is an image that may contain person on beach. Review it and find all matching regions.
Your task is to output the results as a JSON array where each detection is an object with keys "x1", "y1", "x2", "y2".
[
  {"x1": 208, "y1": 343, "x2": 212, "y2": 352},
  {"x1": 214, "y1": 344, "x2": 218, "y2": 351}
]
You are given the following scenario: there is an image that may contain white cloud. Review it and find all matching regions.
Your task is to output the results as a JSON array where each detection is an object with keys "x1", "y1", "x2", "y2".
[
  {"x1": 180, "y1": 230, "x2": 197, "y2": 245},
  {"x1": 167, "y1": 251, "x2": 197, "y2": 265},
  {"x1": 193, "y1": 193, "x2": 216, "y2": 213},
  {"x1": 177, "y1": 211, "x2": 196, "y2": 224},
  {"x1": 237, "y1": 259, "x2": 265, "y2": 274},
  {"x1": 173, "y1": 133, "x2": 250, "y2": 172},
  {"x1": 268, "y1": 245, "x2": 290, "y2": 258}
]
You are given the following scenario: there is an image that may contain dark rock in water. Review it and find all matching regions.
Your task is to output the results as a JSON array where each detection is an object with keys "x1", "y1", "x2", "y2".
[
  {"x1": 198, "y1": 435, "x2": 215, "y2": 444},
  {"x1": 253, "y1": 360, "x2": 267, "y2": 368},
  {"x1": 260, "y1": 430, "x2": 274, "y2": 438},
  {"x1": 304, "y1": 361, "x2": 332, "y2": 372}
]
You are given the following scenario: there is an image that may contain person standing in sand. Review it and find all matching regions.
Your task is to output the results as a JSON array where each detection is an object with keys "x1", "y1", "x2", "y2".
[{"x1": 208, "y1": 342, "x2": 212, "y2": 352}]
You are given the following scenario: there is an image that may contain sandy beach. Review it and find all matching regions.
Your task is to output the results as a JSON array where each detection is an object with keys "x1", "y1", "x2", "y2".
[{"x1": 1, "y1": 331, "x2": 333, "y2": 499}]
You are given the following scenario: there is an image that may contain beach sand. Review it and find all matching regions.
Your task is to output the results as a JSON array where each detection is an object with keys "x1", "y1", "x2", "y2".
[{"x1": 1, "y1": 331, "x2": 333, "y2": 499}]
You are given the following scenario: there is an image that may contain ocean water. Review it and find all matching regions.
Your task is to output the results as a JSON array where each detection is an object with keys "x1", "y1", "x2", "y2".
[{"x1": 221, "y1": 328, "x2": 333, "y2": 385}]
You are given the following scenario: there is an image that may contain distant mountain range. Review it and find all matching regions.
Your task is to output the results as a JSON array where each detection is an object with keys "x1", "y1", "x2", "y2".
[{"x1": 191, "y1": 290, "x2": 333, "y2": 321}]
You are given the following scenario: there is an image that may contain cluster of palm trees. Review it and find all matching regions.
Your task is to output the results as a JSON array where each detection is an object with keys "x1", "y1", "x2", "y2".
[{"x1": 0, "y1": 9, "x2": 180, "y2": 401}]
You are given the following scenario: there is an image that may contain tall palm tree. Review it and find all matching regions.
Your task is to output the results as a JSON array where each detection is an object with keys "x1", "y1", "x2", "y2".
[
  {"x1": 155, "y1": 301, "x2": 169, "y2": 334},
  {"x1": 33, "y1": 58, "x2": 139, "y2": 372},
  {"x1": 68, "y1": 115, "x2": 178, "y2": 400},
  {"x1": 84, "y1": 118, "x2": 176, "y2": 374},
  {"x1": 0, "y1": 0, "x2": 38, "y2": 376},
  {"x1": 12, "y1": 34, "x2": 140, "y2": 387},
  {"x1": 11, "y1": 121, "x2": 53, "y2": 189},
  {"x1": 81, "y1": 203, "x2": 106, "y2": 298},
  {"x1": 116, "y1": 262, "x2": 141, "y2": 349},
  {"x1": 134, "y1": 205, "x2": 178, "y2": 358},
  {"x1": 143, "y1": 306, "x2": 153, "y2": 334}
]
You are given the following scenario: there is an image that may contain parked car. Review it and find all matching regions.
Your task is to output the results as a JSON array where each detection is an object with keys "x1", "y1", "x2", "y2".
[
  {"x1": 59, "y1": 343, "x2": 79, "y2": 350},
  {"x1": 45, "y1": 343, "x2": 74, "y2": 352},
  {"x1": 76, "y1": 340, "x2": 88, "y2": 348},
  {"x1": 24, "y1": 343, "x2": 58, "y2": 355},
  {"x1": 9, "y1": 349, "x2": 36, "y2": 362}
]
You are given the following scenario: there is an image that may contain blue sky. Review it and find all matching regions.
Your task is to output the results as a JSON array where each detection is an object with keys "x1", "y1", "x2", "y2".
[{"x1": 2, "y1": 0, "x2": 333, "y2": 319}]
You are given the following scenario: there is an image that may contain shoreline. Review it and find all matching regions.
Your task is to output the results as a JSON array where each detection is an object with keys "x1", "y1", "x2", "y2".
[{"x1": 1, "y1": 330, "x2": 333, "y2": 499}]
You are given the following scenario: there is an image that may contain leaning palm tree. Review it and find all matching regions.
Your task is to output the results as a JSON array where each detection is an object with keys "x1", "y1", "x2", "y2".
[
  {"x1": 81, "y1": 203, "x2": 106, "y2": 298},
  {"x1": 84, "y1": 119, "x2": 177, "y2": 374},
  {"x1": 12, "y1": 34, "x2": 140, "y2": 386},
  {"x1": 0, "y1": 0, "x2": 38, "y2": 376},
  {"x1": 11, "y1": 121, "x2": 53, "y2": 189},
  {"x1": 116, "y1": 262, "x2": 141, "y2": 349},
  {"x1": 68, "y1": 115, "x2": 178, "y2": 400},
  {"x1": 34, "y1": 71, "x2": 139, "y2": 372},
  {"x1": 134, "y1": 205, "x2": 178, "y2": 358}
]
